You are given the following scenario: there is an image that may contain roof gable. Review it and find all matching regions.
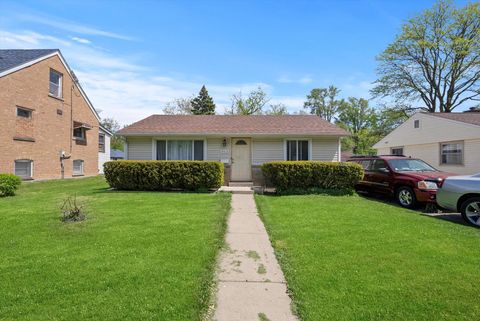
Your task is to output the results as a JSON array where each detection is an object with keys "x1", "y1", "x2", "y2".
[
  {"x1": 0, "y1": 49, "x2": 100, "y2": 122},
  {"x1": 118, "y1": 115, "x2": 348, "y2": 136},
  {"x1": 425, "y1": 112, "x2": 480, "y2": 127},
  {"x1": 0, "y1": 49, "x2": 58, "y2": 73},
  {"x1": 374, "y1": 112, "x2": 480, "y2": 149}
]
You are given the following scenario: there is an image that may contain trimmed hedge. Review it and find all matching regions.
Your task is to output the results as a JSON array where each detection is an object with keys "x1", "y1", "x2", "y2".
[
  {"x1": 0, "y1": 174, "x2": 22, "y2": 197},
  {"x1": 261, "y1": 161, "x2": 364, "y2": 192},
  {"x1": 104, "y1": 161, "x2": 224, "y2": 191}
]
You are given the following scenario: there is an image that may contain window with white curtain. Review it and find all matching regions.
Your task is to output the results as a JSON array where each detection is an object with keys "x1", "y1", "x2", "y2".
[
  {"x1": 167, "y1": 140, "x2": 192, "y2": 160},
  {"x1": 157, "y1": 140, "x2": 204, "y2": 160}
]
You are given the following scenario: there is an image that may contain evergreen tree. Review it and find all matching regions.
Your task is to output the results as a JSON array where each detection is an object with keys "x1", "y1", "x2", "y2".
[{"x1": 191, "y1": 85, "x2": 216, "y2": 115}]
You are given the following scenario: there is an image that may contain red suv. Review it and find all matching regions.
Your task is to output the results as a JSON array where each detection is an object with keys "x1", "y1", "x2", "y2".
[{"x1": 347, "y1": 155, "x2": 453, "y2": 209}]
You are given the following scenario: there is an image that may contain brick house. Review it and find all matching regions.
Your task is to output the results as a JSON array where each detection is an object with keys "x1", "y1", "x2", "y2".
[{"x1": 0, "y1": 49, "x2": 110, "y2": 180}]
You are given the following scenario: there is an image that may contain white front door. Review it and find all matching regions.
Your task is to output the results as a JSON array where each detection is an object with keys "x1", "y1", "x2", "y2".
[{"x1": 231, "y1": 138, "x2": 251, "y2": 181}]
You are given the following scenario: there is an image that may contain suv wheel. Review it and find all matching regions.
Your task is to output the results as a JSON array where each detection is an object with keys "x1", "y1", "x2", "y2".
[
  {"x1": 460, "y1": 197, "x2": 480, "y2": 227},
  {"x1": 396, "y1": 186, "x2": 417, "y2": 209}
]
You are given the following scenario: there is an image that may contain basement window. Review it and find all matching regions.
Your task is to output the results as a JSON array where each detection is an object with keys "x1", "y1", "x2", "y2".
[
  {"x1": 73, "y1": 160, "x2": 84, "y2": 176},
  {"x1": 14, "y1": 160, "x2": 33, "y2": 179}
]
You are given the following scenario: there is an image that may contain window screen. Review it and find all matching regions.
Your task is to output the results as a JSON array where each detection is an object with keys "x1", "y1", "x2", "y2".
[
  {"x1": 15, "y1": 160, "x2": 32, "y2": 179},
  {"x1": 157, "y1": 140, "x2": 166, "y2": 160},
  {"x1": 194, "y1": 140, "x2": 204, "y2": 160},
  {"x1": 73, "y1": 160, "x2": 84, "y2": 175},
  {"x1": 287, "y1": 140, "x2": 309, "y2": 161}
]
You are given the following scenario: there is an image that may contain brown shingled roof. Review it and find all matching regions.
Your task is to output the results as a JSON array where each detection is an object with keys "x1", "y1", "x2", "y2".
[
  {"x1": 118, "y1": 115, "x2": 348, "y2": 136},
  {"x1": 425, "y1": 112, "x2": 480, "y2": 127}
]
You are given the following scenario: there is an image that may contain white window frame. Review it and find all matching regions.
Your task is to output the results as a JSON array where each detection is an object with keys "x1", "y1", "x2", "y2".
[
  {"x1": 49, "y1": 68, "x2": 63, "y2": 98},
  {"x1": 439, "y1": 141, "x2": 464, "y2": 166},
  {"x1": 14, "y1": 159, "x2": 33, "y2": 179},
  {"x1": 283, "y1": 139, "x2": 312, "y2": 161},
  {"x1": 153, "y1": 138, "x2": 207, "y2": 161},
  {"x1": 73, "y1": 159, "x2": 84, "y2": 176},
  {"x1": 98, "y1": 133, "x2": 105, "y2": 153}
]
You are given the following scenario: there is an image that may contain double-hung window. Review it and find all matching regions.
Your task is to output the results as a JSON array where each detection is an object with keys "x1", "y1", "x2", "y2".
[
  {"x1": 98, "y1": 133, "x2": 105, "y2": 153},
  {"x1": 156, "y1": 140, "x2": 204, "y2": 160},
  {"x1": 286, "y1": 140, "x2": 309, "y2": 161},
  {"x1": 49, "y1": 69, "x2": 63, "y2": 98},
  {"x1": 14, "y1": 160, "x2": 33, "y2": 179},
  {"x1": 440, "y1": 141, "x2": 463, "y2": 165}
]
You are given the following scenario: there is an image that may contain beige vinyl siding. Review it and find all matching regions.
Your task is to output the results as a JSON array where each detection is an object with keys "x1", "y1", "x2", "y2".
[
  {"x1": 379, "y1": 139, "x2": 480, "y2": 175},
  {"x1": 312, "y1": 138, "x2": 339, "y2": 161},
  {"x1": 374, "y1": 112, "x2": 480, "y2": 148},
  {"x1": 206, "y1": 138, "x2": 230, "y2": 162},
  {"x1": 252, "y1": 139, "x2": 284, "y2": 165},
  {"x1": 127, "y1": 138, "x2": 152, "y2": 160}
]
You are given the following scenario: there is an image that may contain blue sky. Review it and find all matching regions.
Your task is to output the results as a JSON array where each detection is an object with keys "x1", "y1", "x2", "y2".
[{"x1": 0, "y1": 0, "x2": 469, "y2": 124}]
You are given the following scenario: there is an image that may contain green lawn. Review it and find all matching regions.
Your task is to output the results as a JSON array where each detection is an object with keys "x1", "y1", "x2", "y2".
[
  {"x1": 256, "y1": 194, "x2": 480, "y2": 321},
  {"x1": 0, "y1": 176, "x2": 230, "y2": 321}
]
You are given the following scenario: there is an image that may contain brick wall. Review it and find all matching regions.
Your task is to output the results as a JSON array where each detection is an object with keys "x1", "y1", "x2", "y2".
[{"x1": 0, "y1": 54, "x2": 100, "y2": 180}]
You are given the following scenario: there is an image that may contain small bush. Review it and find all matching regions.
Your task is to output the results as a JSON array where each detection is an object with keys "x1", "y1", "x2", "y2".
[
  {"x1": 0, "y1": 174, "x2": 22, "y2": 197},
  {"x1": 261, "y1": 161, "x2": 364, "y2": 193},
  {"x1": 104, "y1": 161, "x2": 224, "y2": 191},
  {"x1": 61, "y1": 195, "x2": 85, "y2": 222}
]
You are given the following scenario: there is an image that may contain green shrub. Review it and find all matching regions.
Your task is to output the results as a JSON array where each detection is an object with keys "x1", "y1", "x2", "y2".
[
  {"x1": 0, "y1": 174, "x2": 22, "y2": 197},
  {"x1": 104, "y1": 161, "x2": 224, "y2": 191},
  {"x1": 261, "y1": 161, "x2": 364, "y2": 193}
]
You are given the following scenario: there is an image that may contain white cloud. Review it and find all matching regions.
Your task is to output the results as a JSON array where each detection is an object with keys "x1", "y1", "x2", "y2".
[
  {"x1": 71, "y1": 36, "x2": 91, "y2": 44},
  {"x1": 0, "y1": 30, "x2": 71, "y2": 47},
  {"x1": 18, "y1": 14, "x2": 133, "y2": 41},
  {"x1": 277, "y1": 75, "x2": 313, "y2": 84}
]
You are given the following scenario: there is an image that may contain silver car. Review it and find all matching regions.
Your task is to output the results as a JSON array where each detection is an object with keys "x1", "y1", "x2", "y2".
[{"x1": 437, "y1": 173, "x2": 480, "y2": 227}]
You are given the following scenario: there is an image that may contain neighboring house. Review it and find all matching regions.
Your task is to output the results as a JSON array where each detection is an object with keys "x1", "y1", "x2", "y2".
[
  {"x1": 374, "y1": 112, "x2": 480, "y2": 175},
  {"x1": 110, "y1": 149, "x2": 124, "y2": 160},
  {"x1": 0, "y1": 49, "x2": 103, "y2": 180},
  {"x1": 117, "y1": 115, "x2": 348, "y2": 185},
  {"x1": 98, "y1": 125, "x2": 112, "y2": 173}
]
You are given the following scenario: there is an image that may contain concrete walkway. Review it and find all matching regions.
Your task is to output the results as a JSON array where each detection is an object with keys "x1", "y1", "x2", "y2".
[{"x1": 213, "y1": 192, "x2": 298, "y2": 321}]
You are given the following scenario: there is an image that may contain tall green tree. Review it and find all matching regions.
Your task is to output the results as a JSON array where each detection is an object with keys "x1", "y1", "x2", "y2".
[
  {"x1": 336, "y1": 98, "x2": 378, "y2": 154},
  {"x1": 372, "y1": 0, "x2": 480, "y2": 112},
  {"x1": 191, "y1": 85, "x2": 216, "y2": 115},
  {"x1": 230, "y1": 87, "x2": 269, "y2": 115},
  {"x1": 101, "y1": 117, "x2": 125, "y2": 151},
  {"x1": 304, "y1": 86, "x2": 342, "y2": 122}
]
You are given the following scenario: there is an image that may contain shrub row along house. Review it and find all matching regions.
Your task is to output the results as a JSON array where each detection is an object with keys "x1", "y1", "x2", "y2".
[
  {"x1": 374, "y1": 112, "x2": 480, "y2": 175},
  {"x1": 117, "y1": 115, "x2": 348, "y2": 185},
  {"x1": 0, "y1": 49, "x2": 111, "y2": 180}
]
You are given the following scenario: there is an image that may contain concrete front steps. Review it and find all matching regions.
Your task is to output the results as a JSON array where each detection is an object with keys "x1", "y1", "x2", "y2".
[
  {"x1": 218, "y1": 182, "x2": 254, "y2": 194},
  {"x1": 228, "y1": 181, "x2": 253, "y2": 187}
]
